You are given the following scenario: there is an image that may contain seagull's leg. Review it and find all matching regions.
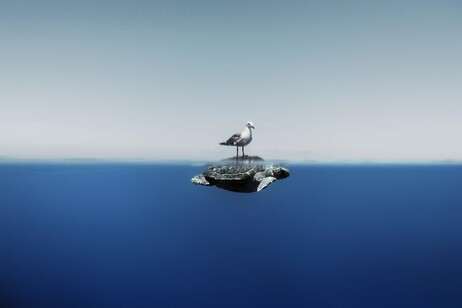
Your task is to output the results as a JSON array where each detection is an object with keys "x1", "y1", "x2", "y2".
[
  {"x1": 236, "y1": 146, "x2": 238, "y2": 160},
  {"x1": 242, "y1": 146, "x2": 245, "y2": 158}
]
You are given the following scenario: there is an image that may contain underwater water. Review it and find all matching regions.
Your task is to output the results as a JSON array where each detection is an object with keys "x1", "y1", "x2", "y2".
[{"x1": 0, "y1": 164, "x2": 461, "y2": 307}]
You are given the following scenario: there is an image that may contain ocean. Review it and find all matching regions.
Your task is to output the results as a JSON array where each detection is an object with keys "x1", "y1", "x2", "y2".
[{"x1": 0, "y1": 164, "x2": 461, "y2": 307}]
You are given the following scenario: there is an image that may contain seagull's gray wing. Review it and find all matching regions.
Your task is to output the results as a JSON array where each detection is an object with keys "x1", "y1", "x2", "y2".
[{"x1": 220, "y1": 132, "x2": 241, "y2": 145}]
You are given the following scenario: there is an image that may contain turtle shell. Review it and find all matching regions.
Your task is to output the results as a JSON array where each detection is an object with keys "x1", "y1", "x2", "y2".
[{"x1": 204, "y1": 165, "x2": 263, "y2": 182}]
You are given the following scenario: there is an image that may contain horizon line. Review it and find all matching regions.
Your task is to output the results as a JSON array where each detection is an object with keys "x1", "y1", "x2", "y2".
[{"x1": 1, "y1": 156, "x2": 462, "y2": 166}]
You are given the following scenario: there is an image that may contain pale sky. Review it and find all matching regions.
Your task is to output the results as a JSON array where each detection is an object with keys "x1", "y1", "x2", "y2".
[{"x1": 1, "y1": 0, "x2": 461, "y2": 162}]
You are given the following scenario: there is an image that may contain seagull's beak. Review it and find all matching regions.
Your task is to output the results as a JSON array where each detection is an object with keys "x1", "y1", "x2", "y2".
[{"x1": 251, "y1": 125, "x2": 255, "y2": 129}]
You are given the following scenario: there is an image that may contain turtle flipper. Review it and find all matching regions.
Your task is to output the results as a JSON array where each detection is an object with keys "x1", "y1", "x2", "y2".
[
  {"x1": 191, "y1": 175, "x2": 211, "y2": 186},
  {"x1": 257, "y1": 176, "x2": 277, "y2": 192}
]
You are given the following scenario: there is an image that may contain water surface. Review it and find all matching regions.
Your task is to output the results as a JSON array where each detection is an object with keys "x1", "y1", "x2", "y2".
[{"x1": 1, "y1": 164, "x2": 461, "y2": 307}]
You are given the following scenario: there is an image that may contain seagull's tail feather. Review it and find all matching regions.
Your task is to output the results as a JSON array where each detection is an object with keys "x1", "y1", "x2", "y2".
[{"x1": 219, "y1": 141, "x2": 233, "y2": 146}]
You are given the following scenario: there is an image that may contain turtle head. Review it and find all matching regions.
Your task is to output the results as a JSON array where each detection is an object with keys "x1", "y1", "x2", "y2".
[
  {"x1": 271, "y1": 167, "x2": 290, "y2": 179},
  {"x1": 246, "y1": 121, "x2": 255, "y2": 129}
]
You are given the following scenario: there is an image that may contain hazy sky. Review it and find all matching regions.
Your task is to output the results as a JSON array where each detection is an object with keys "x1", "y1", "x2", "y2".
[{"x1": 1, "y1": 0, "x2": 461, "y2": 162}]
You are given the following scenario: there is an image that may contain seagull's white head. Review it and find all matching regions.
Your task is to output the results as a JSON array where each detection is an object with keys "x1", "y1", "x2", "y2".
[{"x1": 246, "y1": 121, "x2": 255, "y2": 129}]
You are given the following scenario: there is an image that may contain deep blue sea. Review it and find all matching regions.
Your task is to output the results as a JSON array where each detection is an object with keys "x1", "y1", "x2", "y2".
[{"x1": 1, "y1": 164, "x2": 461, "y2": 307}]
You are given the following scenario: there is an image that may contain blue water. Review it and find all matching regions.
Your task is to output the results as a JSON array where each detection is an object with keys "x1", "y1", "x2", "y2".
[{"x1": 0, "y1": 164, "x2": 461, "y2": 307}]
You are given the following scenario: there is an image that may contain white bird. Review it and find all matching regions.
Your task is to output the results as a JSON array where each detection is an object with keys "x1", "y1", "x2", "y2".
[{"x1": 220, "y1": 121, "x2": 255, "y2": 158}]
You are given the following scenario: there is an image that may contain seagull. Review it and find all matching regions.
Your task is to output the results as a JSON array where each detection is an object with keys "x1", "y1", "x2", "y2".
[{"x1": 220, "y1": 121, "x2": 255, "y2": 158}]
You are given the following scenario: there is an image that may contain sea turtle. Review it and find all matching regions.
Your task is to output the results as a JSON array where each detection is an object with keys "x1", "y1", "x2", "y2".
[{"x1": 191, "y1": 164, "x2": 290, "y2": 193}]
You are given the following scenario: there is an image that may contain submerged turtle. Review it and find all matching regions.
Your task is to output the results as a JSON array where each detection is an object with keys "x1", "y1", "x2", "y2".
[{"x1": 191, "y1": 164, "x2": 290, "y2": 193}]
